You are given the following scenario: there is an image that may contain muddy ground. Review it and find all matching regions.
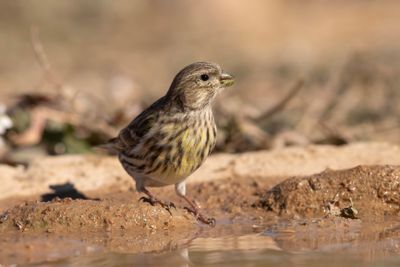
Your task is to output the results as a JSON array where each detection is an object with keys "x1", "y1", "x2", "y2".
[{"x1": 1, "y1": 142, "x2": 400, "y2": 265}]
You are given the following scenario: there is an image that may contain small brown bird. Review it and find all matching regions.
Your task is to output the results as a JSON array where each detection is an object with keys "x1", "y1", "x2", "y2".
[{"x1": 105, "y1": 62, "x2": 234, "y2": 224}]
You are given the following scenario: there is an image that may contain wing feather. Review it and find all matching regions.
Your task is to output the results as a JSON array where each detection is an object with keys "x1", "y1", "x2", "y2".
[{"x1": 113, "y1": 96, "x2": 167, "y2": 151}]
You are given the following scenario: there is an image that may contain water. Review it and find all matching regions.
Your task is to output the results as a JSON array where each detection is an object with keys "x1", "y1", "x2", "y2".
[
  {"x1": 34, "y1": 231, "x2": 400, "y2": 267},
  {"x1": 7, "y1": 217, "x2": 400, "y2": 267}
]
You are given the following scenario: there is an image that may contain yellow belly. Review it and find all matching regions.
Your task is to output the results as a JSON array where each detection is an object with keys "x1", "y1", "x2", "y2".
[{"x1": 146, "y1": 125, "x2": 213, "y2": 185}]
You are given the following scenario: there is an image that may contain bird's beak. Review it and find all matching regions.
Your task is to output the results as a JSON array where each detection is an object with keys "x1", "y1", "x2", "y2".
[{"x1": 220, "y1": 72, "x2": 235, "y2": 87}]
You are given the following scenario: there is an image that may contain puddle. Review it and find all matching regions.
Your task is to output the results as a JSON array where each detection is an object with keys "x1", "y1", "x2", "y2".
[
  {"x1": 8, "y1": 217, "x2": 400, "y2": 267},
  {"x1": 39, "y1": 230, "x2": 400, "y2": 267}
]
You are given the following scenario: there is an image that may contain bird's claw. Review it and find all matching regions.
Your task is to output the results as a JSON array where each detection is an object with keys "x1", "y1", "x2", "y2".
[
  {"x1": 139, "y1": 197, "x2": 176, "y2": 214},
  {"x1": 158, "y1": 201, "x2": 176, "y2": 210},
  {"x1": 165, "y1": 201, "x2": 176, "y2": 209},
  {"x1": 184, "y1": 207, "x2": 216, "y2": 226},
  {"x1": 139, "y1": 196, "x2": 155, "y2": 205}
]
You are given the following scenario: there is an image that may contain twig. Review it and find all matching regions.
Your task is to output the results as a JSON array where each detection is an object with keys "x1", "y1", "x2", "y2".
[
  {"x1": 30, "y1": 25, "x2": 62, "y2": 90},
  {"x1": 255, "y1": 79, "x2": 304, "y2": 123},
  {"x1": 318, "y1": 56, "x2": 357, "y2": 123}
]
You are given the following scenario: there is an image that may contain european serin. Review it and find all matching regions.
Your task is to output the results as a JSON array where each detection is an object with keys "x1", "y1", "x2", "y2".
[{"x1": 105, "y1": 62, "x2": 234, "y2": 225}]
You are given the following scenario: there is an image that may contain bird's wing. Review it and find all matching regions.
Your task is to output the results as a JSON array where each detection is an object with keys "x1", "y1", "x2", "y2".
[
  {"x1": 113, "y1": 97, "x2": 167, "y2": 151},
  {"x1": 118, "y1": 111, "x2": 156, "y2": 147}
]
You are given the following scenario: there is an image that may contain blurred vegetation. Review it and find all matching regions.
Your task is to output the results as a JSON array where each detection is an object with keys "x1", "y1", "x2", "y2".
[{"x1": 1, "y1": 1, "x2": 400, "y2": 164}]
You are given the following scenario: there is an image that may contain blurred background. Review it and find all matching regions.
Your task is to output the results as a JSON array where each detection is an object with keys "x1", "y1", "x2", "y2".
[{"x1": 1, "y1": 0, "x2": 400, "y2": 164}]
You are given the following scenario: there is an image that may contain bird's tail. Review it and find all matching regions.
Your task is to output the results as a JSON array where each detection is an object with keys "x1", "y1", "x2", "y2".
[{"x1": 93, "y1": 137, "x2": 124, "y2": 155}]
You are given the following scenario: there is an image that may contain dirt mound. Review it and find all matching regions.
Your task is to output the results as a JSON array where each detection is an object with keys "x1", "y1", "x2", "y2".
[
  {"x1": 0, "y1": 197, "x2": 196, "y2": 234},
  {"x1": 256, "y1": 165, "x2": 400, "y2": 218}
]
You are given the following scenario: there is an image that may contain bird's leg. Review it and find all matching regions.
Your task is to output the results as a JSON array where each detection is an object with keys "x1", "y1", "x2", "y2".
[
  {"x1": 139, "y1": 187, "x2": 176, "y2": 210},
  {"x1": 175, "y1": 182, "x2": 216, "y2": 226},
  {"x1": 181, "y1": 195, "x2": 216, "y2": 226}
]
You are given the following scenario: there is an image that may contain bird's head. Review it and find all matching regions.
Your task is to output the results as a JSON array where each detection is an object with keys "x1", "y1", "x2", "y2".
[{"x1": 166, "y1": 62, "x2": 234, "y2": 110}]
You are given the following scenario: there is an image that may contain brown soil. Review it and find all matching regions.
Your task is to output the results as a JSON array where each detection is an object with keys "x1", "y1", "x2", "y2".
[
  {"x1": 256, "y1": 165, "x2": 400, "y2": 218},
  {"x1": 0, "y1": 197, "x2": 196, "y2": 233},
  {"x1": 0, "y1": 195, "x2": 199, "y2": 264},
  {"x1": 1, "y1": 165, "x2": 400, "y2": 265},
  {"x1": 2, "y1": 143, "x2": 400, "y2": 265},
  {"x1": 0, "y1": 177, "x2": 272, "y2": 266}
]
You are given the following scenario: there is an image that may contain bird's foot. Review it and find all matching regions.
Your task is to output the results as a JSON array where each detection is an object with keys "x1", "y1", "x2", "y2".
[
  {"x1": 184, "y1": 207, "x2": 216, "y2": 226},
  {"x1": 139, "y1": 196, "x2": 176, "y2": 213}
]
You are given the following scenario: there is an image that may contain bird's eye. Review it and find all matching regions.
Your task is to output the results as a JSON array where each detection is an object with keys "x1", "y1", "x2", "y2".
[{"x1": 200, "y1": 74, "x2": 209, "y2": 81}]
